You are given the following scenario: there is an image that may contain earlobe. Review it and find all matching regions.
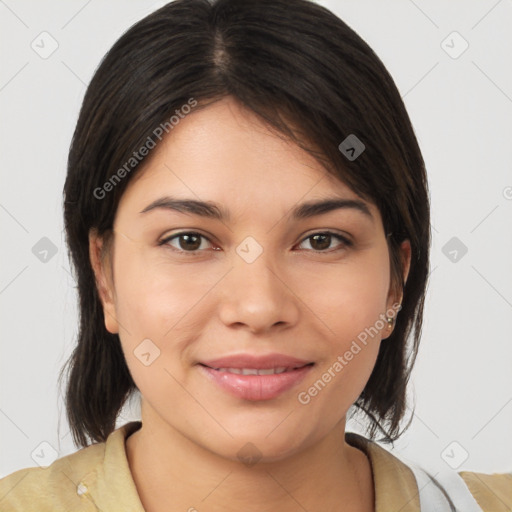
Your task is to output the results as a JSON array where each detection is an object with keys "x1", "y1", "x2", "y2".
[{"x1": 88, "y1": 229, "x2": 119, "y2": 334}]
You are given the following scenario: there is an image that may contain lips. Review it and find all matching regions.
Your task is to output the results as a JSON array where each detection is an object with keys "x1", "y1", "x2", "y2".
[{"x1": 198, "y1": 353, "x2": 314, "y2": 401}]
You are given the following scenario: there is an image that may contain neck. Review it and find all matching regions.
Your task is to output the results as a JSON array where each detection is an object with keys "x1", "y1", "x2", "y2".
[{"x1": 126, "y1": 402, "x2": 374, "y2": 512}]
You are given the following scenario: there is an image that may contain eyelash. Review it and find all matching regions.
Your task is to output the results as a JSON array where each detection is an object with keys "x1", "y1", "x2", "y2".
[{"x1": 158, "y1": 230, "x2": 353, "y2": 256}]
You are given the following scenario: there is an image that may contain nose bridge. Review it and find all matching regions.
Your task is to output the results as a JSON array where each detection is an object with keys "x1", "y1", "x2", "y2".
[
  {"x1": 218, "y1": 237, "x2": 298, "y2": 332},
  {"x1": 236, "y1": 244, "x2": 278, "y2": 292}
]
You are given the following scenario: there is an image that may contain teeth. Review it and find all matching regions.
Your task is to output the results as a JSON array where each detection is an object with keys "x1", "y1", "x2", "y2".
[
  {"x1": 214, "y1": 367, "x2": 290, "y2": 375},
  {"x1": 241, "y1": 368, "x2": 259, "y2": 375},
  {"x1": 258, "y1": 368, "x2": 277, "y2": 375}
]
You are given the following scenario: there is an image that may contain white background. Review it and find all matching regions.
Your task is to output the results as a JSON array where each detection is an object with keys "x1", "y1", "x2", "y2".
[{"x1": 1, "y1": 0, "x2": 511, "y2": 479}]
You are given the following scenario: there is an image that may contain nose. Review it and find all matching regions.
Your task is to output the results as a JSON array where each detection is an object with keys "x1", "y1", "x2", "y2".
[{"x1": 217, "y1": 248, "x2": 300, "y2": 335}]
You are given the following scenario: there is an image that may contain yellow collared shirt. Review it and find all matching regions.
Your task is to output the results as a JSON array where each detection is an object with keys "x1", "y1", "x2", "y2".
[{"x1": 1, "y1": 421, "x2": 510, "y2": 511}]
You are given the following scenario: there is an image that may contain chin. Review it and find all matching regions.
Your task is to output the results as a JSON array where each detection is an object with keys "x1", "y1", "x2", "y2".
[{"x1": 206, "y1": 424, "x2": 321, "y2": 466}]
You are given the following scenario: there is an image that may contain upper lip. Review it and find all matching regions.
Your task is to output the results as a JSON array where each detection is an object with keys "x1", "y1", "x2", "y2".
[{"x1": 199, "y1": 353, "x2": 314, "y2": 370}]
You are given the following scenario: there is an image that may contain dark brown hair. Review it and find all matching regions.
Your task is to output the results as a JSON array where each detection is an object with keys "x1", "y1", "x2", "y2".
[{"x1": 61, "y1": 0, "x2": 430, "y2": 448}]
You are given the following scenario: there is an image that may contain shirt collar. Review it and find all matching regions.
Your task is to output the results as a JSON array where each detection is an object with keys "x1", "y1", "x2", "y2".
[
  {"x1": 87, "y1": 420, "x2": 145, "y2": 511},
  {"x1": 346, "y1": 432, "x2": 421, "y2": 511}
]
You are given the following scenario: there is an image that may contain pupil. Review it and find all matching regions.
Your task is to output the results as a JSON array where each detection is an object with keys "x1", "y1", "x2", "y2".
[{"x1": 311, "y1": 234, "x2": 330, "y2": 251}]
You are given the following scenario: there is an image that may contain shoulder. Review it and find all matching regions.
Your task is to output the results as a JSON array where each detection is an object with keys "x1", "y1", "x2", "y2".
[
  {"x1": 346, "y1": 432, "x2": 512, "y2": 512},
  {"x1": 459, "y1": 470, "x2": 512, "y2": 512},
  {"x1": 0, "y1": 439, "x2": 107, "y2": 511},
  {"x1": 0, "y1": 421, "x2": 143, "y2": 512}
]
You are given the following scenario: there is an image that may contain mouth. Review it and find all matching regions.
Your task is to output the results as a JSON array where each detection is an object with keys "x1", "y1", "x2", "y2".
[
  {"x1": 197, "y1": 354, "x2": 315, "y2": 401},
  {"x1": 199, "y1": 353, "x2": 314, "y2": 370}
]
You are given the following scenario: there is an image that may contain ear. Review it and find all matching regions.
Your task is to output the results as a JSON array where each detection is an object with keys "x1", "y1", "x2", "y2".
[
  {"x1": 88, "y1": 229, "x2": 119, "y2": 334},
  {"x1": 399, "y1": 239, "x2": 411, "y2": 292},
  {"x1": 387, "y1": 239, "x2": 411, "y2": 305},
  {"x1": 383, "y1": 239, "x2": 411, "y2": 338}
]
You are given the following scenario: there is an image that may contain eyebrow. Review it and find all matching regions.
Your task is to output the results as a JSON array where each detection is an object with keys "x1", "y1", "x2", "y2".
[{"x1": 139, "y1": 196, "x2": 373, "y2": 221}]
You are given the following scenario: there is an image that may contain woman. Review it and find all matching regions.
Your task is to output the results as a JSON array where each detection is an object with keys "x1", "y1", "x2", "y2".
[{"x1": 0, "y1": 0, "x2": 509, "y2": 510}]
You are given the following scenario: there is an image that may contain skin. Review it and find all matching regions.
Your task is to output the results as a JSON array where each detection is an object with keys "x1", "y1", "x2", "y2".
[{"x1": 89, "y1": 96, "x2": 411, "y2": 512}]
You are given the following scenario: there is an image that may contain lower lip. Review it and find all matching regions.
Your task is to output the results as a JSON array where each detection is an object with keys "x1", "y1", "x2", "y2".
[{"x1": 198, "y1": 364, "x2": 314, "y2": 401}]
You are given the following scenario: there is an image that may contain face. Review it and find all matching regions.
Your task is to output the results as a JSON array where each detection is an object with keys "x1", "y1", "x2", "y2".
[{"x1": 90, "y1": 96, "x2": 410, "y2": 462}]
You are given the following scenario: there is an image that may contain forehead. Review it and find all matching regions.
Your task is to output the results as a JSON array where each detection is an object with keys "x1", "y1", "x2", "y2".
[{"x1": 117, "y1": 96, "x2": 377, "y2": 221}]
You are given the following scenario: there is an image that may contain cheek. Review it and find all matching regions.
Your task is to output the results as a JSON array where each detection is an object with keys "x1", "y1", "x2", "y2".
[
  {"x1": 297, "y1": 248, "x2": 391, "y2": 342},
  {"x1": 112, "y1": 243, "x2": 197, "y2": 336},
  {"x1": 293, "y1": 249, "x2": 390, "y2": 410},
  {"x1": 111, "y1": 245, "x2": 219, "y2": 386}
]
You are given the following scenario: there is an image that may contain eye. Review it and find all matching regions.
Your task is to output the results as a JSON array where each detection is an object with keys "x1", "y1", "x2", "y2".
[
  {"x1": 159, "y1": 232, "x2": 215, "y2": 254},
  {"x1": 297, "y1": 231, "x2": 352, "y2": 252}
]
